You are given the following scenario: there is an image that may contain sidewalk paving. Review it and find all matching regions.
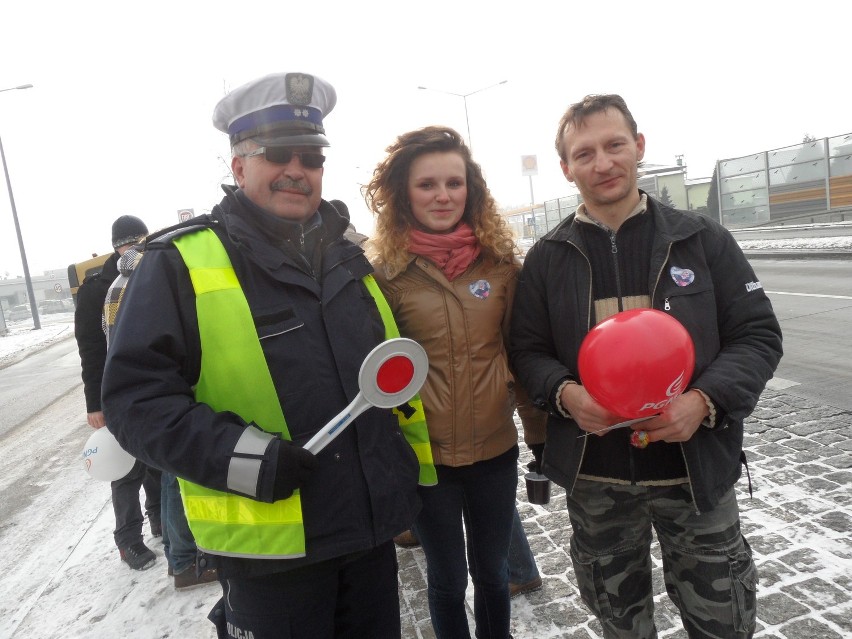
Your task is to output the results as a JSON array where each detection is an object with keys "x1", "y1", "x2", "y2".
[{"x1": 396, "y1": 388, "x2": 852, "y2": 638}]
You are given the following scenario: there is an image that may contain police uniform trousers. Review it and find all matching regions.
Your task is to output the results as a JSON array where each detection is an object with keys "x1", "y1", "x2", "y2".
[{"x1": 208, "y1": 541, "x2": 401, "y2": 639}]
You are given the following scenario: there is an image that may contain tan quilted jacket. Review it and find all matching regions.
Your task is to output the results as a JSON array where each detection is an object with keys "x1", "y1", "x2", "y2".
[{"x1": 373, "y1": 255, "x2": 544, "y2": 466}]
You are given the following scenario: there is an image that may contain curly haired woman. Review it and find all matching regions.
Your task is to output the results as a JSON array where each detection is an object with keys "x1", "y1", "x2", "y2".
[{"x1": 365, "y1": 126, "x2": 545, "y2": 639}]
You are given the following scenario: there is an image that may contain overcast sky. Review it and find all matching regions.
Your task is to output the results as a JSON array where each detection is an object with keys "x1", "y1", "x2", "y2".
[{"x1": 0, "y1": 0, "x2": 848, "y2": 277}]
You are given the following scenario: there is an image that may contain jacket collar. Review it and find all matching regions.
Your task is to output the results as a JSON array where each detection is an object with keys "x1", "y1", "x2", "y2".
[
  {"x1": 544, "y1": 191, "x2": 704, "y2": 247},
  {"x1": 575, "y1": 193, "x2": 648, "y2": 231},
  {"x1": 213, "y1": 184, "x2": 356, "y2": 273}
]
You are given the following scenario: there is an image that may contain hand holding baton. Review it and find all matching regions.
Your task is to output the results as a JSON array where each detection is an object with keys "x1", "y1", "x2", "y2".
[{"x1": 303, "y1": 338, "x2": 428, "y2": 454}]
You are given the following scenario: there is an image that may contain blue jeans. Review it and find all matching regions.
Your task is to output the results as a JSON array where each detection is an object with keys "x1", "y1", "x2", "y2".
[
  {"x1": 508, "y1": 507, "x2": 539, "y2": 584},
  {"x1": 160, "y1": 472, "x2": 198, "y2": 575},
  {"x1": 415, "y1": 446, "x2": 518, "y2": 639}
]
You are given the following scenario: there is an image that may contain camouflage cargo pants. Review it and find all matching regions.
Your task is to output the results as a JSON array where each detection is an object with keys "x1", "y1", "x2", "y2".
[{"x1": 566, "y1": 480, "x2": 757, "y2": 639}]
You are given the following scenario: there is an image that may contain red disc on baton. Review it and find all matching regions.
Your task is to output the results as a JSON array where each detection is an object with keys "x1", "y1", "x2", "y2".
[
  {"x1": 360, "y1": 338, "x2": 429, "y2": 409},
  {"x1": 376, "y1": 356, "x2": 415, "y2": 394}
]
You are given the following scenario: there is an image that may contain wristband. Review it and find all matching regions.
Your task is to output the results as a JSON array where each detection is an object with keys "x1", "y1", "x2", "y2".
[
  {"x1": 693, "y1": 388, "x2": 716, "y2": 429},
  {"x1": 555, "y1": 379, "x2": 577, "y2": 419}
]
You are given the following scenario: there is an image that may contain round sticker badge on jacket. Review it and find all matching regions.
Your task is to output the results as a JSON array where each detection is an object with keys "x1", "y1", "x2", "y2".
[
  {"x1": 469, "y1": 279, "x2": 491, "y2": 299},
  {"x1": 670, "y1": 266, "x2": 695, "y2": 287}
]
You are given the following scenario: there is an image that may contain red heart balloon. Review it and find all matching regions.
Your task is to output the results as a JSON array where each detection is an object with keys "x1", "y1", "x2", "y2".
[{"x1": 578, "y1": 309, "x2": 695, "y2": 418}]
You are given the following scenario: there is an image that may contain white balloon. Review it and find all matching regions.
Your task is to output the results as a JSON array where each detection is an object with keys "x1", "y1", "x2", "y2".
[{"x1": 82, "y1": 428, "x2": 136, "y2": 481}]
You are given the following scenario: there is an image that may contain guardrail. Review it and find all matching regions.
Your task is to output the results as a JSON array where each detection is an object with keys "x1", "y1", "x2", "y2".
[
  {"x1": 734, "y1": 221, "x2": 852, "y2": 260},
  {"x1": 731, "y1": 221, "x2": 852, "y2": 242}
]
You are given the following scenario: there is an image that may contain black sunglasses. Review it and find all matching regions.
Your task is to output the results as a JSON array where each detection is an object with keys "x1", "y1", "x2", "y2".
[{"x1": 244, "y1": 147, "x2": 326, "y2": 169}]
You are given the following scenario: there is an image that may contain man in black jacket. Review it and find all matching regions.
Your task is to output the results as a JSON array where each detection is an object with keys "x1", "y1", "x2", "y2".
[
  {"x1": 74, "y1": 214, "x2": 161, "y2": 570},
  {"x1": 509, "y1": 94, "x2": 782, "y2": 638}
]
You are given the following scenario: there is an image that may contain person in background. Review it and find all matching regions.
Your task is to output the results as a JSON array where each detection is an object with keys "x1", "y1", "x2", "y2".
[
  {"x1": 506, "y1": 407, "x2": 546, "y2": 599},
  {"x1": 329, "y1": 199, "x2": 369, "y2": 247},
  {"x1": 102, "y1": 72, "x2": 432, "y2": 639},
  {"x1": 365, "y1": 125, "x2": 546, "y2": 639},
  {"x1": 103, "y1": 244, "x2": 218, "y2": 591},
  {"x1": 74, "y1": 215, "x2": 161, "y2": 570},
  {"x1": 509, "y1": 93, "x2": 782, "y2": 638}
]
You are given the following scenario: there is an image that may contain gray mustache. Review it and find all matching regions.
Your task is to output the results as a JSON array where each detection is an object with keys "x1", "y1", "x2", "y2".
[{"x1": 272, "y1": 179, "x2": 312, "y2": 195}]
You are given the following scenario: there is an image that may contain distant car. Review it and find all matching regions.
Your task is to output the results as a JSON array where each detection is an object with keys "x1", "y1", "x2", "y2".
[
  {"x1": 9, "y1": 304, "x2": 32, "y2": 321},
  {"x1": 38, "y1": 299, "x2": 67, "y2": 314}
]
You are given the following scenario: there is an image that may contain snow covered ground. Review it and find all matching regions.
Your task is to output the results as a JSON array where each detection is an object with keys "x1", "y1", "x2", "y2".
[
  {"x1": 514, "y1": 234, "x2": 852, "y2": 258},
  {"x1": 0, "y1": 311, "x2": 77, "y2": 367},
  {"x1": 0, "y1": 311, "x2": 226, "y2": 639},
  {"x1": 737, "y1": 235, "x2": 852, "y2": 251}
]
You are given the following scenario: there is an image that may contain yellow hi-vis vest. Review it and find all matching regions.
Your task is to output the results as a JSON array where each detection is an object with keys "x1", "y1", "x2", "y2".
[{"x1": 173, "y1": 228, "x2": 435, "y2": 558}]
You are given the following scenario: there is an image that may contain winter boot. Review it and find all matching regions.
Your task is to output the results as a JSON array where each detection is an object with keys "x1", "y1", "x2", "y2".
[
  {"x1": 174, "y1": 562, "x2": 218, "y2": 590},
  {"x1": 119, "y1": 541, "x2": 156, "y2": 570}
]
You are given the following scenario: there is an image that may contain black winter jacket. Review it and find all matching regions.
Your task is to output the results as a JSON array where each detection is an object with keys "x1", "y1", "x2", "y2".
[
  {"x1": 509, "y1": 196, "x2": 783, "y2": 513},
  {"x1": 101, "y1": 186, "x2": 421, "y2": 577},
  {"x1": 74, "y1": 252, "x2": 119, "y2": 412}
]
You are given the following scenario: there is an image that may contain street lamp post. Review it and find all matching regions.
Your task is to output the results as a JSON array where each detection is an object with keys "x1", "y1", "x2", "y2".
[
  {"x1": 418, "y1": 80, "x2": 507, "y2": 152},
  {"x1": 0, "y1": 83, "x2": 39, "y2": 329}
]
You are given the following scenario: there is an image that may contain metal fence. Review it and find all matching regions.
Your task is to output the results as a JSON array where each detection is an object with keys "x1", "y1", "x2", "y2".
[{"x1": 718, "y1": 132, "x2": 852, "y2": 227}]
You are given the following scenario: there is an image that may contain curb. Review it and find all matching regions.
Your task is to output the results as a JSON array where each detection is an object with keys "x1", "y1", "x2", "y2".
[
  {"x1": 0, "y1": 328, "x2": 75, "y2": 370},
  {"x1": 743, "y1": 250, "x2": 852, "y2": 260}
]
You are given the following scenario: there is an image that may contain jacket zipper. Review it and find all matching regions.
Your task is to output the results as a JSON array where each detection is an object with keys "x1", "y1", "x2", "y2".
[
  {"x1": 651, "y1": 242, "x2": 700, "y2": 514},
  {"x1": 609, "y1": 231, "x2": 624, "y2": 313},
  {"x1": 608, "y1": 230, "x2": 637, "y2": 483}
]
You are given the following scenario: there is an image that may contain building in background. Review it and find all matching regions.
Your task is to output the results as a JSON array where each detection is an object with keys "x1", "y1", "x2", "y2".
[{"x1": 1, "y1": 268, "x2": 73, "y2": 322}]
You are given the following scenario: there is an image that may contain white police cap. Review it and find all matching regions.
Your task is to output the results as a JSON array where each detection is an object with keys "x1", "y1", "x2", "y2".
[{"x1": 213, "y1": 72, "x2": 337, "y2": 148}]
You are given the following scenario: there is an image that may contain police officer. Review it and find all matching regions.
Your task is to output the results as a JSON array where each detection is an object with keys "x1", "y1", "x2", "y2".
[{"x1": 102, "y1": 72, "x2": 433, "y2": 639}]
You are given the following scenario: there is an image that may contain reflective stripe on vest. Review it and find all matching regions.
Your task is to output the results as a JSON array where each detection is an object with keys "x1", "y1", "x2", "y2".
[{"x1": 173, "y1": 228, "x2": 434, "y2": 559}]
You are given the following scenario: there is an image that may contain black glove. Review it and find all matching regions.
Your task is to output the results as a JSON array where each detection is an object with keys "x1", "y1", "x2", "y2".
[
  {"x1": 272, "y1": 439, "x2": 318, "y2": 501},
  {"x1": 527, "y1": 443, "x2": 545, "y2": 474}
]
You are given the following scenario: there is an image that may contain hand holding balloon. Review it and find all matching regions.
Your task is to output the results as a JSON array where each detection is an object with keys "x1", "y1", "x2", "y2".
[
  {"x1": 87, "y1": 411, "x2": 106, "y2": 429},
  {"x1": 82, "y1": 427, "x2": 136, "y2": 481},
  {"x1": 559, "y1": 382, "x2": 623, "y2": 436},
  {"x1": 578, "y1": 309, "x2": 695, "y2": 420},
  {"x1": 631, "y1": 389, "x2": 708, "y2": 445}
]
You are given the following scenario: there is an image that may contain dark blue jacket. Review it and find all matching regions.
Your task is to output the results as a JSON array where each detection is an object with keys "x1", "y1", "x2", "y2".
[
  {"x1": 509, "y1": 195, "x2": 783, "y2": 512},
  {"x1": 102, "y1": 186, "x2": 420, "y2": 577}
]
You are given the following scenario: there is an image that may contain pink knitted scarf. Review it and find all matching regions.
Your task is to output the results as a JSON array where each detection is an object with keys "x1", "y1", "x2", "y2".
[{"x1": 408, "y1": 223, "x2": 481, "y2": 281}]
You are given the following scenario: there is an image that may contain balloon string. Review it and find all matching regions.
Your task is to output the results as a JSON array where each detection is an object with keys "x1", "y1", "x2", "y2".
[{"x1": 576, "y1": 415, "x2": 655, "y2": 438}]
